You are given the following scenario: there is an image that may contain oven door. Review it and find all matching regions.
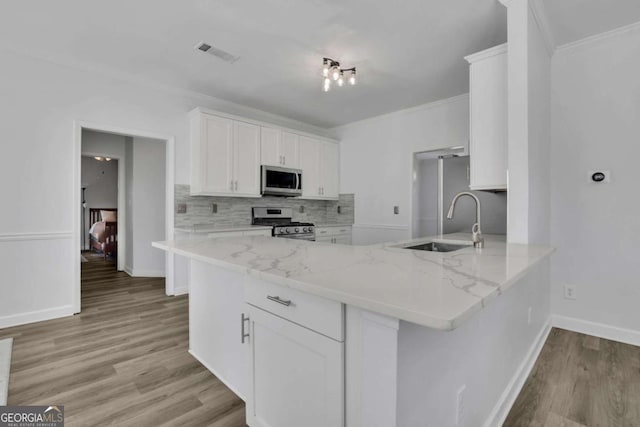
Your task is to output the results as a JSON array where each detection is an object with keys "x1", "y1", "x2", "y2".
[{"x1": 261, "y1": 166, "x2": 303, "y2": 197}]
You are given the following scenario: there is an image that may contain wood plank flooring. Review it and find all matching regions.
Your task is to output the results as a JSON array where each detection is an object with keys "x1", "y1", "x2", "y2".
[
  {"x1": 504, "y1": 327, "x2": 640, "y2": 427},
  {"x1": 0, "y1": 253, "x2": 246, "y2": 426}
]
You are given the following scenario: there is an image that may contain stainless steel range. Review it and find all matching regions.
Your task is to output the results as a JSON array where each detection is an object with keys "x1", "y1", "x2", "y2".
[{"x1": 252, "y1": 207, "x2": 315, "y2": 241}]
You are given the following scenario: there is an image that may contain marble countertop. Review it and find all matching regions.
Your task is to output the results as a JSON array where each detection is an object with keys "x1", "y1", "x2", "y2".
[
  {"x1": 174, "y1": 225, "x2": 272, "y2": 233},
  {"x1": 153, "y1": 234, "x2": 553, "y2": 330},
  {"x1": 314, "y1": 223, "x2": 354, "y2": 228}
]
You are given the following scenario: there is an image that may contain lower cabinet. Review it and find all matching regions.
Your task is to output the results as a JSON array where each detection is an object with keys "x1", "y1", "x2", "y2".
[
  {"x1": 315, "y1": 225, "x2": 352, "y2": 245},
  {"x1": 243, "y1": 275, "x2": 345, "y2": 427}
]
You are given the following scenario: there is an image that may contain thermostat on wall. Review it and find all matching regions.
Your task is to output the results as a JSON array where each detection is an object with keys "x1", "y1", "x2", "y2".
[{"x1": 588, "y1": 170, "x2": 610, "y2": 183}]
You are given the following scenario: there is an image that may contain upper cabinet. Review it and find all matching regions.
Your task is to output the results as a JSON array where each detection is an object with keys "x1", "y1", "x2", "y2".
[
  {"x1": 260, "y1": 128, "x2": 300, "y2": 168},
  {"x1": 299, "y1": 137, "x2": 339, "y2": 200},
  {"x1": 190, "y1": 111, "x2": 261, "y2": 197},
  {"x1": 190, "y1": 108, "x2": 339, "y2": 199},
  {"x1": 465, "y1": 44, "x2": 508, "y2": 191}
]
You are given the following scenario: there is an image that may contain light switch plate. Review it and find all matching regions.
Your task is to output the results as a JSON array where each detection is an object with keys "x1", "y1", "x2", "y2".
[
  {"x1": 394, "y1": 206, "x2": 399, "y2": 215},
  {"x1": 212, "y1": 203, "x2": 217, "y2": 214}
]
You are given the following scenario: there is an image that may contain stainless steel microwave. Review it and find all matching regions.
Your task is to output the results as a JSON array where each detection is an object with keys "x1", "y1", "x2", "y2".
[{"x1": 261, "y1": 165, "x2": 303, "y2": 197}]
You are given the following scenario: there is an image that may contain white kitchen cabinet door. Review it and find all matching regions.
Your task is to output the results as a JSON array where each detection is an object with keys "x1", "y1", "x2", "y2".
[
  {"x1": 466, "y1": 44, "x2": 508, "y2": 191},
  {"x1": 189, "y1": 262, "x2": 247, "y2": 399},
  {"x1": 234, "y1": 121, "x2": 261, "y2": 196},
  {"x1": 280, "y1": 132, "x2": 299, "y2": 168},
  {"x1": 299, "y1": 136, "x2": 322, "y2": 198},
  {"x1": 321, "y1": 142, "x2": 339, "y2": 199},
  {"x1": 260, "y1": 127, "x2": 281, "y2": 167},
  {"x1": 245, "y1": 304, "x2": 344, "y2": 427},
  {"x1": 200, "y1": 114, "x2": 234, "y2": 194}
]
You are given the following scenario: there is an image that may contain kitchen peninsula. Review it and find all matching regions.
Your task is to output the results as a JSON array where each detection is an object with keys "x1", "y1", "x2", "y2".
[{"x1": 153, "y1": 234, "x2": 553, "y2": 427}]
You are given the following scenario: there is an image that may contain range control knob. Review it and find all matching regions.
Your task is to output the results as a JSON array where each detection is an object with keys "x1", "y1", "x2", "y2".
[
  {"x1": 303, "y1": 227, "x2": 308, "y2": 232},
  {"x1": 285, "y1": 228, "x2": 291, "y2": 234},
  {"x1": 295, "y1": 227, "x2": 300, "y2": 233}
]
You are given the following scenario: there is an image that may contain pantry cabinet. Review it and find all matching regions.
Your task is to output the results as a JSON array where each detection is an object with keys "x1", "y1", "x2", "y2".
[
  {"x1": 465, "y1": 44, "x2": 508, "y2": 191},
  {"x1": 299, "y1": 137, "x2": 339, "y2": 200}
]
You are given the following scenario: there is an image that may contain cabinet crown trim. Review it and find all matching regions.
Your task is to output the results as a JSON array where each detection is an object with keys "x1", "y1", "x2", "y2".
[{"x1": 465, "y1": 43, "x2": 508, "y2": 64}]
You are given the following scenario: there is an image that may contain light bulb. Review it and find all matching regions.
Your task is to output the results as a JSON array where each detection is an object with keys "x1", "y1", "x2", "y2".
[
  {"x1": 105, "y1": 158, "x2": 112, "y2": 161},
  {"x1": 94, "y1": 156, "x2": 102, "y2": 161},
  {"x1": 323, "y1": 77, "x2": 331, "y2": 92},
  {"x1": 337, "y1": 71, "x2": 344, "y2": 87},
  {"x1": 349, "y1": 70, "x2": 357, "y2": 85},
  {"x1": 332, "y1": 66, "x2": 340, "y2": 81},
  {"x1": 322, "y1": 60, "x2": 329, "y2": 77}
]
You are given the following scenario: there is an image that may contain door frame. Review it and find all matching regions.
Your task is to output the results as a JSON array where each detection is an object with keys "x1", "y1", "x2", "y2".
[{"x1": 73, "y1": 120, "x2": 176, "y2": 314}]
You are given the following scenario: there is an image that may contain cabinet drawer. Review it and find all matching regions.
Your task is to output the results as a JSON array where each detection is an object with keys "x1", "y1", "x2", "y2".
[
  {"x1": 244, "y1": 276, "x2": 344, "y2": 341},
  {"x1": 315, "y1": 226, "x2": 352, "y2": 237}
]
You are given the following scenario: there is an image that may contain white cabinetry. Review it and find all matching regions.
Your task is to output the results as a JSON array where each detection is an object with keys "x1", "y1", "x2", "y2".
[
  {"x1": 190, "y1": 111, "x2": 261, "y2": 197},
  {"x1": 260, "y1": 128, "x2": 299, "y2": 168},
  {"x1": 315, "y1": 225, "x2": 352, "y2": 245},
  {"x1": 244, "y1": 277, "x2": 344, "y2": 427},
  {"x1": 465, "y1": 44, "x2": 508, "y2": 191},
  {"x1": 299, "y1": 137, "x2": 339, "y2": 200}
]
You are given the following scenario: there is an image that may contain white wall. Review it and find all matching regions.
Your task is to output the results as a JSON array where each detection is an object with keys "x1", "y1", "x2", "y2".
[
  {"x1": 550, "y1": 26, "x2": 640, "y2": 332},
  {"x1": 126, "y1": 137, "x2": 166, "y2": 276},
  {"x1": 0, "y1": 47, "x2": 331, "y2": 328},
  {"x1": 335, "y1": 95, "x2": 470, "y2": 245},
  {"x1": 80, "y1": 156, "x2": 118, "y2": 250}
]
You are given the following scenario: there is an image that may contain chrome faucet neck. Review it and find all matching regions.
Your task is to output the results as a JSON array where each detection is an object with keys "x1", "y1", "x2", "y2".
[{"x1": 446, "y1": 192, "x2": 484, "y2": 248}]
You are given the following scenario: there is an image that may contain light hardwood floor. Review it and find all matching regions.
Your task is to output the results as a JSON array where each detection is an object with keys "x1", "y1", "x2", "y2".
[
  {"x1": 0, "y1": 253, "x2": 246, "y2": 426},
  {"x1": 504, "y1": 327, "x2": 640, "y2": 427}
]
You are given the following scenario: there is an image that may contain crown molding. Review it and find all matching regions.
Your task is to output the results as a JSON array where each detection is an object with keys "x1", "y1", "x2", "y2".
[
  {"x1": 465, "y1": 43, "x2": 508, "y2": 63},
  {"x1": 556, "y1": 20, "x2": 640, "y2": 53},
  {"x1": 331, "y1": 93, "x2": 469, "y2": 130},
  {"x1": 529, "y1": 0, "x2": 557, "y2": 56}
]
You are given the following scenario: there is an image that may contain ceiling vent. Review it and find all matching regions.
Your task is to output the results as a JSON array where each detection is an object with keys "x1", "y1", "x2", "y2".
[{"x1": 194, "y1": 41, "x2": 240, "y2": 64}]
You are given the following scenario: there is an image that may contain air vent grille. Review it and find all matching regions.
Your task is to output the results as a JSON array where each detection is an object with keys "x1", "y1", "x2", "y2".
[{"x1": 194, "y1": 41, "x2": 239, "y2": 64}]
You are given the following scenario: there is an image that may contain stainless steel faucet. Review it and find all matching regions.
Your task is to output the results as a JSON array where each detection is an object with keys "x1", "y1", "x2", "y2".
[{"x1": 446, "y1": 192, "x2": 484, "y2": 249}]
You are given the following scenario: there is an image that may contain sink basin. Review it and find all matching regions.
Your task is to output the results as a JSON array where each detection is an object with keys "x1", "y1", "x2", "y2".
[{"x1": 403, "y1": 242, "x2": 470, "y2": 252}]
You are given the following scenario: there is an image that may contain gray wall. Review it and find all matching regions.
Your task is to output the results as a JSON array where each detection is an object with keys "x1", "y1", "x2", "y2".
[{"x1": 175, "y1": 185, "x2": 354, "y2": 228}]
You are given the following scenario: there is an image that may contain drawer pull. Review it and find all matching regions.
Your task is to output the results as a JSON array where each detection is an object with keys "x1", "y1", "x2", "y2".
[{"x1": 267, "y1": 295, "x2": 292, "y2": 306}]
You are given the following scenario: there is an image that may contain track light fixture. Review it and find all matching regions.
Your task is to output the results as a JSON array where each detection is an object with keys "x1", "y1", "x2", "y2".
[{"x1": 321, "y1": 58, "x2": 357, "y2": 92}]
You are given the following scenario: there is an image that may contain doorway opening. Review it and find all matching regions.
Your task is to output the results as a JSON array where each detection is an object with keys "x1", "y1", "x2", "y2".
[{"x1": 73, "y1": 122, "x2": 176, "y2": 314}]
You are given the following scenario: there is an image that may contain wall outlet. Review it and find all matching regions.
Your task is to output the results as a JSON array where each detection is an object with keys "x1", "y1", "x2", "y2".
[
  {"x1": 564, "y1": 284, "x2": 577, "y2": 300},
  {"x1": 176, "y1": 203, "x2": 187, "y2": 214},
  {"x1": 211, "y1": 203, "x2": 217, "y2": 214},
  {"x1": 527, "y1": 307, "x2": 532, "y2": 325},
  {"x1": 456, "y1": 385, "x2": 466, "y2": 426},
  {"x1": 337, "y1": 205, "x2": 342, "y2": 214},
  {"x1": 299, "y1": 205, "x2": 305, "y2": 213},
  {"x1": 588, "y1": 170, "x2": 611, "y2": 183},
  {"x1": 394, "y1": 206, "x2": 399, "y2": 215}
]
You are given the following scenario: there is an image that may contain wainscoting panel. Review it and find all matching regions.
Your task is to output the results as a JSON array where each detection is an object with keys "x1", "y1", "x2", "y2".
[{"x1": 0, "y1": 233, "x2": 75, "y2": 328}]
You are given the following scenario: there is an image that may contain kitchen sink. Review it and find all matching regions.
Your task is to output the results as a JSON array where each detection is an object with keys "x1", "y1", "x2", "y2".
[{"x1": 403, "y1": 242, "x2": 470, "y2": 252}]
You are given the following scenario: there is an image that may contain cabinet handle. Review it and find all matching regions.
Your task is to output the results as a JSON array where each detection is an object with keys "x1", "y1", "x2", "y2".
[
  {"x1": 235, "y1": 180, "x2": 238, "y2": 191},
  {"x1": 267, "y1": 295, "x2": 292, "y2": 306},
  {"x1": 241, "y1": 313, "x2": 250, "y2": 343},
  {"x1": 283, "y1": 155, "x2": 286, "y2": 164},
  {"x1": 230, "y1": 180, "x2": 234, "y2": 191}
]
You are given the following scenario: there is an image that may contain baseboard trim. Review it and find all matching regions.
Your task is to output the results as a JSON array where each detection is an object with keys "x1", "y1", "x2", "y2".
[
  {"x1": 189, "y1": 349, "x2": 245, "y2": 401},
  {"x1": 551, "y1": 314, "x2": 640, "y2": 347},
  {"x1": 0, "y1": 305, "x2": 75, "y2": 329},
  {"x1": 482, "y1": 319, "x2": 552, "y2": 427},
  {"x1": 124, "y1": 266, "x2": 165, "y2": 278},
  {"x1": 172, "y1": 287, "x2": 189, "y2": 296}
]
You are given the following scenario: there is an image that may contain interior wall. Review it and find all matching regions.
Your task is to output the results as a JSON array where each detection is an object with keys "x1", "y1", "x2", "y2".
[
  {"x1": 125, "y1": 138, "x2": 134, "y2": 272},
  {"x1": 335, "y1": 95, "x2": 470, "y2": 245},
  {"x1": 550, "y1": 27, "x2": 640, "y2": 332},
  {"x1": 0, "y1": 47, "x2": 329, "y2": 327},
  {"x1": 80, "y1": 156, "x2": 119, "y2": 250},
  {"x1": 128, "y1": 137, "x2": 166, "y2": 276}
]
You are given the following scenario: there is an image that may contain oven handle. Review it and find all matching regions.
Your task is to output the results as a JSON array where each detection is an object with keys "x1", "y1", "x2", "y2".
[{"x1": 295, "y1": 173, "x2": 300, "y2": 190}]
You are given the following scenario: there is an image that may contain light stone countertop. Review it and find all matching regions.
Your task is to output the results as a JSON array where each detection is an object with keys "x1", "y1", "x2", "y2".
[
  {"x1": 153, "y1": 234, "x2": 553, "y2": 330},
  {"x1": 314, "y1": 223, "x2": 354, "y2": 228}
]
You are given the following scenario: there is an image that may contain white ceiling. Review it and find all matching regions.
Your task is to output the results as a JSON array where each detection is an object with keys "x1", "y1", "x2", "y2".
[
  {"x1": 542, "y1": 0, "x2": 640, "y2": 46},
  {"x1": 0, "y1": 0, "x2": 507, "y2": 128}
]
